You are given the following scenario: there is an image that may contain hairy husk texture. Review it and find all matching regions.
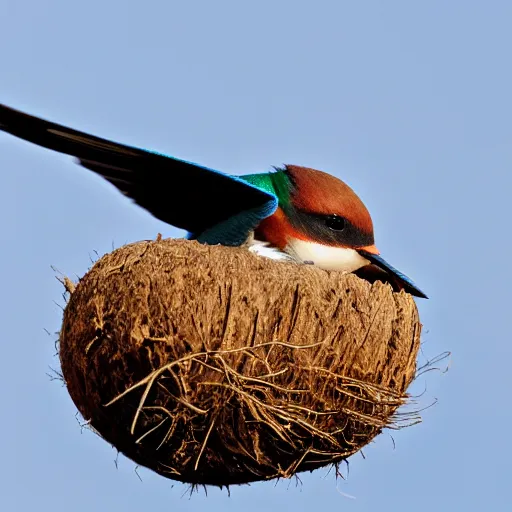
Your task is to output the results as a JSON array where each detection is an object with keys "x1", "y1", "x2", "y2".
[{"x1": 59, "y1": 238, "x2": 421, "y2": 486}]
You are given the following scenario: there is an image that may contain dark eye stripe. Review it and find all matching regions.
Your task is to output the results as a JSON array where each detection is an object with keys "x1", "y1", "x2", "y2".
[{"x1": 287, "y1": 209, "x2": 374, "y2": 247}]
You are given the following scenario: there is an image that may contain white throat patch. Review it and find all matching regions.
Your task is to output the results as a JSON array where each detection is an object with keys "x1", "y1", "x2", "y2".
[
  {"x1": 285, "y1": 238, "x2": 370, "y2": 272},
  {"x1": 248, "y1": 237, "x2": 370, "y2": 272},
  {"x1": 248, "y1": 239, "x2": 295, "y2": 261}
]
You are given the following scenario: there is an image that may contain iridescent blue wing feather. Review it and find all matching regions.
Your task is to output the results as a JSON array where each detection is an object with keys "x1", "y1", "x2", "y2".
[{"x1": 0, "y1": 104, "x2": 277, "y2": 245}]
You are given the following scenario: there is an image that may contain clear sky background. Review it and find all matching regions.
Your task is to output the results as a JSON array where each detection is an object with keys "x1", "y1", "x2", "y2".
[{"x1": 2, "y1": 1, "x2": 511, "y2": 510}]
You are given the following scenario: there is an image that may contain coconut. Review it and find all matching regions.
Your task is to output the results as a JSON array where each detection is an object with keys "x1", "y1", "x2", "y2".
[{"x1": 59, "y1": 238, "x2": 421, "y2": 486}]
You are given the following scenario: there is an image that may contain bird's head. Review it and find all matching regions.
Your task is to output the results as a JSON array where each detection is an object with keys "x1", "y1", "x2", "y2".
[{"x1": 254, "y1": 165, "x2": 427, "y2": 298}]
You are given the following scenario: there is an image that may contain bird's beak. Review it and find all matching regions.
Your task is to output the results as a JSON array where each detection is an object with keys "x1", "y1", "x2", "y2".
[{"x1": 357, "y1": 245, "x2": 428, "y2": 299}]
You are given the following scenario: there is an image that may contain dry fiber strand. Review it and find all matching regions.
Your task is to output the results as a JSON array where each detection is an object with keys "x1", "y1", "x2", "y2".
[{"x1": 59, "y1": 238, "x2": 422, "y2": 486}]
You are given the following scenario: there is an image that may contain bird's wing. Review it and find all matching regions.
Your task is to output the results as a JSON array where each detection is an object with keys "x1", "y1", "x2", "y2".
[{"x1": 0, "y1": 104, "x2": 277, "y2": 245}]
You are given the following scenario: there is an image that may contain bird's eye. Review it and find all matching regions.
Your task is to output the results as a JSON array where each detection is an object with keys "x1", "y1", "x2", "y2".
[{"x1": 325, "y1": 214, "x2": 345, "y2": 231}]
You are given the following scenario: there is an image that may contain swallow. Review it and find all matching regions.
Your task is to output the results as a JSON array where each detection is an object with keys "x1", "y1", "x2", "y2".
[{"x1": 0, "y1": 104, "x2": 427, "y2": 298}]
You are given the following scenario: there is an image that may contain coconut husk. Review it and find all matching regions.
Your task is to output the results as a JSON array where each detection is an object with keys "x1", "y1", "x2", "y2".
[{"x1": 59, "y1": 238, "x2": 421, "y2": 486}]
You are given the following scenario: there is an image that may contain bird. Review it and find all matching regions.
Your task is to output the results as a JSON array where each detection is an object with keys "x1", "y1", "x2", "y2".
[{"x1": 0, "y1": 103, "x2": 427, "y2": 298}]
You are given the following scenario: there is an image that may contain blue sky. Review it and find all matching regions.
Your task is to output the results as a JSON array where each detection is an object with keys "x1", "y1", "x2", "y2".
[{"x1": 2, "y1": 1, "x2": 511, "y2": 510}]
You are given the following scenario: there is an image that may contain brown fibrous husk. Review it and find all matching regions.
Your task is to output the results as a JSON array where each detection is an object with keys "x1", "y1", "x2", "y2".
[{"x1": 59, "y1": 238, "x2": 422, "y2": 487}]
